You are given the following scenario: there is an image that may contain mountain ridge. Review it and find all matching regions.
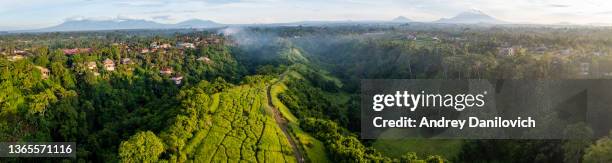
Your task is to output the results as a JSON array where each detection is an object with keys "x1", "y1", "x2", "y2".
[
  {"x1": 37, "y1": 18, "x2": 223, "y2": 32},
  {"x1": 7, "y1": 12, "x2": 514, "y2": 33},
  {"x1": 392, "y1": 16, "x2": 412, "y2": 22},
  {"x1": 434, "y1": 10, "x2": 507, "y2": 24}
]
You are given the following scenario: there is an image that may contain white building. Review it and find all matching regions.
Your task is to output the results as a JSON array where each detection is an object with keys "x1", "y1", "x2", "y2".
[
  {"x1": 197, "y1": 56, "x2": 211, "y2": 63},
  {"x1": 103, "y1": 59, "x2": 115, "y2": 71},
  {"x1": 177, "y1": 42, "x2": 195, "y2": 49},
  {"x1": 498, "y1": 47, "x2": 515, "y2": 56},
  {"x1": 8, "y1": 55, "x2": 25, "y2": 61},
  {"x1": 171, "y1": 76, "x2": 183, "y2": 85},
  {"x1": 560, "y1": 49, "x2": 572, "y2": 55},
  {"x1": 121, "y1": 58, "x2": 133, "y2": 65},
  {"x1": 160, "y1": 67, "x2": 173, "y2": 75},
  {"x1": 87, "y1": 61, "x2": 97, "y2": 70}
]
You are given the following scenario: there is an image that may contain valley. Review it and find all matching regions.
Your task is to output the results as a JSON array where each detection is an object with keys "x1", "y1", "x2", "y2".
[{"x1": 1, "y1": 24, "x2": 612, "y2": 162}]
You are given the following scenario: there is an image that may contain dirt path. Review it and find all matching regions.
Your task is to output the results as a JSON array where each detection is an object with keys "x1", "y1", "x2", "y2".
[{"x1": 266, "y1": 69, "x2": 305, "y2": 163}]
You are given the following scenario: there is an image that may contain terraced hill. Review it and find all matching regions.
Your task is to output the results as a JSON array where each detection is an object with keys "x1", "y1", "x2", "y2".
[{"x1": 179, "y1": 84, "x2": 295, "y2": 162}]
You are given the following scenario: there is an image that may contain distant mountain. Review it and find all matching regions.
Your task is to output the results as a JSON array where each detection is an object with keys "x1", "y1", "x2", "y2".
[
  {"x1": 35, "y1": 19, "x2": 222, "y2": 32},
  {"x1": 434, "y1": 10, "x2": 507, "y2": 24},
  {"x1": 287, "y1": 20, "x2": 381, "y2": 25},
  {"x1": 392, "y1": 16, "x2": 412, "y2": 22},
  {"x1": 39, "y1": 19, "x2": 165, "y2": 32},
  {"x1": 175, "y1": 19, "x2": 223, "y2": 28},
  {"x1": 8, "y1": 12, "x2": 514, "y2": 33},
  {"x1": 278, "y1": 18, "x2": 414, "y2": 27},
  {"x1": 587, "y1": 23, "x2": 612, "y2": 26}
]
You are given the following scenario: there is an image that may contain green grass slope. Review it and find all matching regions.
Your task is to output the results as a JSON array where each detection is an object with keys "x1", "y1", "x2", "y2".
[{"x1": 180, "y1": 85, "x2": 295, "y2": 162}]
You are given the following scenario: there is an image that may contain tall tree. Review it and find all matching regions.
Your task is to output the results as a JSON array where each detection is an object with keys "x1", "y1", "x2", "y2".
[{"x1": 118, "y1": 131, "x2": 165, "y2": 163}]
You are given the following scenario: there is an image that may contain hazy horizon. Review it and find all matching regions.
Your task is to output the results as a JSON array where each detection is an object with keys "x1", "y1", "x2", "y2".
[{"x1": 2, "y1": 0, "x2": 612, "y2": 30}]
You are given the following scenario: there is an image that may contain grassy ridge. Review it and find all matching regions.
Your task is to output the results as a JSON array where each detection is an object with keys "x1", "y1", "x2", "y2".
[
  {"x1": 272, "y1": 82, "x2": 331, "y2": 163},
  {"x1": 270, "y1": 66, "x2": 331, "y2": 163},
  {"x1": 271, "y1": 83, "x2": 298, "y2": 123},
  {"x1": 291, "y1": 124, "x2": 330, "y2": 163}
]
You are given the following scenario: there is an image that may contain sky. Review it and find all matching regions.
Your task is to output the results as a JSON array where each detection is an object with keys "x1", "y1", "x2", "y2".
[{"x1": 1, "y1": 0, "x2": 612, "y2": 30}]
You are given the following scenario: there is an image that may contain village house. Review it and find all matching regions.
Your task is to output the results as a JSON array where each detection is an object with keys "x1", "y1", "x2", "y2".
[
  {"x1": 202, "y1": 37, "x2": 222, "y2": 45},
  {"x1": 560, "y1": 49, "x2": 572, "y2": 55},
  {"x1": 13, "y1": 50, "x2": 26, "y2": 55},
  {"x1": 177, "y1": 42, "x2": 195, "y2": 49},
  {"x1": 498, "y1": 47, "x2": 515, "y2": 56},
  {"x1": 432, "y1": 36, "x2": 440, "y2": 41},
  {"x1": 63, "y1": 48, "x2": 78, "y2": 55},
  {"x1": 35, "y1": 66, "x2": 50, "y2": 80},
  {"x1": 406, "y1": 34, "x2": 417, "y2": 41},
  {"x1": 150, "y1": 42, "x2": 160, "y2": 49},
  {"x1": 171, "y1": 76, "x2": 184, "y2": 85},
  {"x1": 8, "y1": 55, "x2": 25, "y2": 61},
  {"x1": 197, "y1": 56, "x2": 211, "y2": 63},
  {"x1": 103, "y1": 59, "x2": 115, "y2": 71},
  {"x1": 63, "y1": 48, "x2": 92, "y2": 55},
  {"x1": 140, "y1": 48, "x2": 150, "y2": 53},
  {"x1": 87, "y1": 61, "x2": 97, "y2": 70},
  {"x1": 121, "y1": 58, "x2": 133, "y2": 65},
  {"x1": 160, "y1": 67, "x2": 173, "y2": 75},
  {"x1": 159, "y1": 43, "x2": 172, "y2": 49}
]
